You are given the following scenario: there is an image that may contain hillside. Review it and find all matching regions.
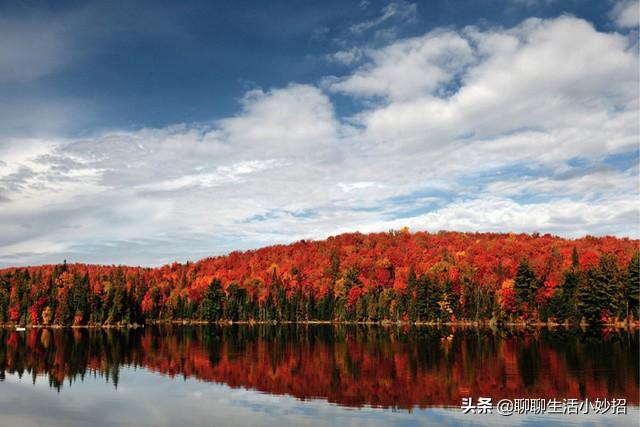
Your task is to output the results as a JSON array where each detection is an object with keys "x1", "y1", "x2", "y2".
[{"x1": 1, "y1": 230, "x2": 638, "y2": 326}]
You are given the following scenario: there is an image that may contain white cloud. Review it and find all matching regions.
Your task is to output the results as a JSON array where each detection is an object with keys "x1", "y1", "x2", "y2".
[
  {"x1": 338, "y1": 181, "x2": 387, "y2": 192},
  {"x1": 388, "y1": 196, "x2": 639, "y2": 237},
  {"x1": 610, "y1": 0, "x2": 639, "y2": 28},
  {"x1": 218, "y1": 84, "x2": 338, "y2": 155},
  {"x1": 349, "y1": 1, "x2": 417, "y2": 34},
  {"x1": 138, "y1": 159, "x2": 289, "y2": 192},
  {"x1": 329, "y1": 30, "x2": 473, "y2": 101},
  {"x1": 347, "y1": 16, "x2": 638, "y2": 148},
  {"x1": 0, "y1": 15, "x2": 638, "y2": 266},
  {"x1": 484, "y1": 167, "x2": 639, "y2": 199},
  {"x1": 327, "y1": 48, "x2": 364, "y2": 65}
]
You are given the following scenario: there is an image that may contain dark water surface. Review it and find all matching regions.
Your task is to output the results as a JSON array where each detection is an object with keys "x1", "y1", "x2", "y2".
[{"x1": 0, "y1": 325, "x2": 637, "y2": 426}]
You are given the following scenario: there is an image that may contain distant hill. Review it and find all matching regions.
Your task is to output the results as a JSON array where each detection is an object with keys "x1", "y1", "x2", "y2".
[{"x1": 1, "y1": 230, "x2": 638, "y2": 326}]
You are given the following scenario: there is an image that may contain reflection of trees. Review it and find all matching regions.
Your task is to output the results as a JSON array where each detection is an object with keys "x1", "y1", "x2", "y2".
[
  {"x1": 516, "y1": 336, "x2": 540, "y2": 391},
  {"x1": 0, "y1": 326, "x2": 637, "y2": 409}
]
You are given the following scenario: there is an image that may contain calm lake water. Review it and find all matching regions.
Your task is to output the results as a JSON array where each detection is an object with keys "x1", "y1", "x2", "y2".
[{"x1": 0, "y1": 325, "x2": 637, "y2": 426}]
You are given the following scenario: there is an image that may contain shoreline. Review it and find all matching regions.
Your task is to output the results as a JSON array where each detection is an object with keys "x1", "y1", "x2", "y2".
[{"x1": 2, "y1": 318, "x2": 639, "y2": 330}]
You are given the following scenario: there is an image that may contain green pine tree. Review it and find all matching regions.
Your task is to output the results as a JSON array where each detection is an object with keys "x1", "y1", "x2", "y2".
[
  {"x1": 513, "y1": 258, "x2": 539, "y2": 318},
  {"x1": 624, "y1": 252, "x2": 640, "y2": 320},
  {"x1": 577, "y1": 253, "x2": 623, "y2": 325},
  {"x1": 414, "y1": 275, "x2": 429, "y2": 321},
  {"x1": 201, "y1": 279, "x2": 224, "y2": 321}
]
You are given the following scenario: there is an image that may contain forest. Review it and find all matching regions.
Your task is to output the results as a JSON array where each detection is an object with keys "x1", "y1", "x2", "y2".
[{"x1": 0, "y1": 230, "x2": 638, "y2": 327}]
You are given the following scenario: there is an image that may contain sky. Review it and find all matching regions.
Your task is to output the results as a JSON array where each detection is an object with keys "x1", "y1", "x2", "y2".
[{"x1": 0, "y1": 0, "x2": 638, "y2": 267}]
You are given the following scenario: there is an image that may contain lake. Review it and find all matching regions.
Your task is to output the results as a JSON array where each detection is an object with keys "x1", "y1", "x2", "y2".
[{"x1": 0, "y1": 325, "x2": 637, "y2": 426}]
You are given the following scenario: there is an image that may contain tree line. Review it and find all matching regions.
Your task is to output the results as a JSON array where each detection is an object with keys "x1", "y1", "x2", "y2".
[{"x1": 0, "y1": 247, "x2": 640, "y2": 325}]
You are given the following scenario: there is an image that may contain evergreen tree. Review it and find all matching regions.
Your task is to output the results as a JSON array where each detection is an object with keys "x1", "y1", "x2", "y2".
[
  {"x1": 271, "y1": 269, "x2": 286, "y2": 321},
  {"x1": 559, "y1": 267, "x2": 581, "y2": 322},
  {"x1": 201, "y1": 279, "x2": 224, "y2": 321},
  {"x1": 513, "y1": 258, "x2": 539, "y2": 317},
  {"x1": 624, "y1": 252, "x2": 640, "y2": 320},
  {"x1": 539, "y1": 288, "x2": 563, "y2": 322},
  {"x1": 175, "y1": 295, "x2": 184, "y2": 319},
  {"x1": 224, "y1": 283, "x2": 245, "y2": 321},
  {"x1": 414, "y1": 275, "x2": 429, "y2": 321},
  {"x1": 577, "y1": 253, "x2": 623, "y2": 325},
  {"x1": 318, "y1": 290, "x2": 334, "y2": 321},
  {"x1": 571, "y1": 246, "x2": 580, "y2": 269},
  {"x1": 426, "y1": 276, "x2": 442, "y2": 321}
]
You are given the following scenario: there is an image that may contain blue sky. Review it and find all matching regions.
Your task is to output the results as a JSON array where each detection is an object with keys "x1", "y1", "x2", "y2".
[{"x1": 0, "y1": 0, "x2": 638, "y2": 266}]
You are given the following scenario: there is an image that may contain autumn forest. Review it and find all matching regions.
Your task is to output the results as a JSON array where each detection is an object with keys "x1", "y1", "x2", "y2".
[{"x1": 1, "y1": 230, "x2": 638, "y2": 327}]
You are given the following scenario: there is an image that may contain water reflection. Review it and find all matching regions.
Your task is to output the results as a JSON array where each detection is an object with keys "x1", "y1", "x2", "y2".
[{"x1": 0, "y1": 326, "x2": 637, "y2": 409}]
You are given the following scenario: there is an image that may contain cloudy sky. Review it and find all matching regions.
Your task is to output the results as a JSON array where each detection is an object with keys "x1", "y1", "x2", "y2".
[{"x1": 1, "y1": 0, "x2": 638, "y2": 267}]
